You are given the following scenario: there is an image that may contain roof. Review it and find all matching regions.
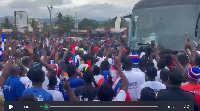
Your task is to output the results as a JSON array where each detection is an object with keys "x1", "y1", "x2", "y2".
[{"x1": 133, "y1": 0, "x2": 198, "y2": 10}]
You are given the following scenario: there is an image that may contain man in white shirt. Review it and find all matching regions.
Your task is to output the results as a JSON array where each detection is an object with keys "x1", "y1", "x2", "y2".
[
  {"x1": 122, "y1": 57, "x2": 145, "y2": 100},
  {"x1": 137, "y1": 66, "x2": 166, "y2": 99},
  {"x1": 20, "y1": 76, "x2": 32, "y2": 89},
  {"x1": 155, "y1": 59, "x2": 167, "y2": 83},
  {"x1": 47, "y1": 75, "x2": 64, "y2": 101},
  {"x1": 132, "y1": 59, "x2": 147, "y2": 79}
]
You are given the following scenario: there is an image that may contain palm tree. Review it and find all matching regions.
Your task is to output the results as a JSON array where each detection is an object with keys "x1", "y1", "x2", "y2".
[{"x1": 29, "y1": 18, "x2": 39, "y2": 31}]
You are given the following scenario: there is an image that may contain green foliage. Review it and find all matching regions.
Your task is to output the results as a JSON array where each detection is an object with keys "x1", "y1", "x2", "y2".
[
  {"x1": 62, "y1": 15, "x2": 75, "y2": 32},
  {"x1": 41, "y1": 22, "x2": 48, "y2": 33},
  {"x1": 29, "y1": 18, "x2": 39, "y2": 30},
  {"x1": 55, "y1": 12, "x2": 75, "y2": 32},
  {"x1": 55, "y1": 12, "x2": 63, "y2": 29},
  {"x1": 2, "y1": 17, "x2": 13, "y2": 29},
  {"x1": 78, "y1": 18, "x2": 100, "y2": 30}
]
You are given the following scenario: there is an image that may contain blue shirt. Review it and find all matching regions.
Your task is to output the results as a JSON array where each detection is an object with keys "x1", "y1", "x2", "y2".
[
  {"x1": 3, "y1": 76, "x2": 25, "y2": 101},
  {"x1": 59, "y1": 78, "x2": 84, "y2": 101},
  {"x1": 22, "y1": 88, "x2": 53, "y2": 101}
]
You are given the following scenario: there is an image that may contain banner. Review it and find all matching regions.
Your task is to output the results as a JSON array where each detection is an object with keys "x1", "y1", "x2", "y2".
[{"x1": 15, "y1": 11, "x2": 28, "y2": 29}]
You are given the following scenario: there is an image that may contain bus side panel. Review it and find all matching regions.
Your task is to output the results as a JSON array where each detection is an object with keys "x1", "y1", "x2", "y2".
[{"x1": 132, "y1": 5, "x2": 199, "y2": 51}]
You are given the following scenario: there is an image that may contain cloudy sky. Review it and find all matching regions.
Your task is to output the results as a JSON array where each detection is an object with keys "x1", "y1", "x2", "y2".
[{"x1": 0, "y1": 0, "x2": 139, "y2": 20}]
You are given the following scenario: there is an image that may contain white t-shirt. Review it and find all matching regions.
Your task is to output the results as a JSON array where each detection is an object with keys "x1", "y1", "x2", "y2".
[
  {"x1": 95, "y1": 56, "x2": 106, "y2": 67},
  {"x1": 137, "y1": 81, "x2": 166, "y2": 99},
  {"x1": 123, "y1": 70, "x2": 146, "y2": 100},
  {"x1": 155, "y1": 70, "x2": 162, "y2": 83},
  {"x1": 47, "y1": 90, "x2": 64, "y2": 101},
  {"x1": 153, "y1": 59, "x2": 158, "y2": 70},
  {"x1": 0, "y1": 71, "x2": 2, "y2": 76},
  {"x1": 20, "y1": 77, "x2": 32, "y2": 89},
  {"x1": 132, "y1": 68, "x2": 146, "y2": 79},
  {"x1": 108, "y1": 58, "x2": 113, "y2": 65},
  {"x1": 78, "y1": 64, "x2": 88, "y2": 72},
  {"x1": 112, "y1": 90, "x2": 126, "y2": 101},
  {"x1": 42, "y1": 76, "x2": 60, "y2": 90},
  {"x1": 181, "y1": 82, "x2": 189, "y2": 86},
  {"x1": 93, "y1": 90, "x2": 126, "y2": 101},
  {"x1": 94, "y1": 75, "x2": 103, "y2": 83},
  {"x1": 42, "y1": 76, "x2": 49, "y2": 90},
  {"x1": 83, "y1": 50, "x2": 88, "y2": 54}
]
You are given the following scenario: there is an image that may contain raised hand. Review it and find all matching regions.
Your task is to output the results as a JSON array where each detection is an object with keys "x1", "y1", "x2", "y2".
[{"x1": 28, "y1": 46, "x2": 33, "y2": 55}]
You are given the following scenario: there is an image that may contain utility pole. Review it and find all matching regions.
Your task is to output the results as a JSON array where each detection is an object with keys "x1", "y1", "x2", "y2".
[
  {"x1": 47, "y1": 5, "x2": 53, "y2": 34},
  {"x1": 75, "y1": 11, "x2": 78, "y2": 37}
]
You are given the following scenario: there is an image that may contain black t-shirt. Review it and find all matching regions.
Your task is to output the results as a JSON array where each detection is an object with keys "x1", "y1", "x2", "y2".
[
  {"x1": 157, "y1": 87, "x2": 199, "y2": 111},
  {"x1": 75, "y1": 85, "x2": 99, "y2": 101}
]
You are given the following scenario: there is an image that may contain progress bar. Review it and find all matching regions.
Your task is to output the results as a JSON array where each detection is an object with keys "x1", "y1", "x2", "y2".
[{"x1": 50, "y1": 106, "x2": 158, "y2": 108}]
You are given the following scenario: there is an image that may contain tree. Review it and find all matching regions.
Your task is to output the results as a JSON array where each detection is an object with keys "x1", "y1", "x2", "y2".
[
  {"x1": 55, "y1": 12, "x2": 63, "y2": 29},
  {"x1": 29, "y1": 18, "x2": 39, "y2": 31},
  {"x1": 41, "y1": 22, "x2": 48, "y2": 33},
  {"x1": 2, "y1": 17, "x2": 12, "y2": 29},
  {"x1": 78, "y1": 18, "x2": 100, "y2": 30},
  {"x1": 61, "y1": 15, "x2": 75, "y2": 32}
]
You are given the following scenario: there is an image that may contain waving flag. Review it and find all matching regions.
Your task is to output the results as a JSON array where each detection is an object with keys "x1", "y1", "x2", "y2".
[
  {"x1": 188, "y1": 67, "x2": 200, "y2": 81},
  {"x1": 112, "y1": 75, "x2": 122, "y2": 94},
  {"x1": 0, "y1": 48, "x2": 3, "y2": 60},
  {"x1": 109, "y1": 65, "x2": 121, "y2": 93},
  {"x1": 129, "y1": 52, "x2": 140, "y2": 64},
  {"x1": 68, "y1": 57, "x2": 79, "y2": 67},
  {"x1": 0, "y1": 34, "x2": 5, "y2": 60}
]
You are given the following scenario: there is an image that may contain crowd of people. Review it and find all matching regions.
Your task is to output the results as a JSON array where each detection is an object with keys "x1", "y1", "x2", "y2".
[{"x1": 0, "y1": 31, "x2": 199, "y2": 111}]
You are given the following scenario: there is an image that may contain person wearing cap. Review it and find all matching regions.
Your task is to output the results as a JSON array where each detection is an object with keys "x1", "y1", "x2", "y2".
[
  {"x1": 157, "y1": 69, "x2": 199, "y2": 111},
  {"x1": 182, "y1": 56, "x2": 200, "y2": 108}
]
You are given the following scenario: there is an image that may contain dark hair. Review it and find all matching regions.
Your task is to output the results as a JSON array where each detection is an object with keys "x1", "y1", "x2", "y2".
[
  {"x1": 83, "y1": 70, "x2": 94, "y2": 83},
  {"x1": 97, "y1": 83, "x2": 115, "y2": 101},
  {"x1": 140, "y1": 87, "x2": 156, "y2": 101},
  {"x1": 164, "y1": 55, "x2": 172, "y2": 66},
  {"x1": 160, "y1": 68, "x2": 169, "y2": 82},
  {"x1": 100, "y1": 60, "x2": 110, "y2": 71},
  {"x1": 195, "y1": 56, "x2": 200, "y2": 67},
  {"x1": 138, "y1": 59, "x2": 147, "y2": 68},
  {"x1": 66, "y1": 64, "x2": 76, "y2": 77},
  {"x1": 48, "y1": 74, "x2": 57, "y2": 88},
  {"x1": 97, "y1": 50, "x2": 104, "y2": 57},
  {"x1": 123, "y1": 57, "x2": 133, "y2": 69},
  {"x1": 146, "y1": 66, "x2": 157, "y2": 79},
  {"x1": 93, "y1": 65, "x2": 100, "y2": 76},
  {"x1": 47, "y1": 50, "x2": 51, "y2": 56},
  {"x1": 82, "y1": 54, "x2": 93, "y2": 63},
  {"x1": 177, "y1": 54, "x2": 189, "y2": 64},
  {"x1": 64, "y1": 52, "x2": 73, "y2": 64},
  {"x1": 157, "y1": 59, "x2": 166, "y2": 69},
  {"x1": 147, "y1": 62, "x2": 154, "y2": 67},
  {"x1": 168, "y1": 69, "x2": 183, "y2": 86},
  {"x1": 22, "y1": 56, "x2": 30, "y2": 66},
  {"x1": 27, "y1": 68, "x2": 45, "y2": 83},
  {"x1": 10, "y1": 64, "x2": 21, "y2": 76},
  {"x1": 20, "y1": 95, "x2": 37, "y2": 101}
]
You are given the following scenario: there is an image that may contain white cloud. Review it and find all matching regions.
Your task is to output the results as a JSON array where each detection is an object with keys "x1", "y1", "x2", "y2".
[{"x1": 0, "y1": 0, "x2": 139, "y2": 20}]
